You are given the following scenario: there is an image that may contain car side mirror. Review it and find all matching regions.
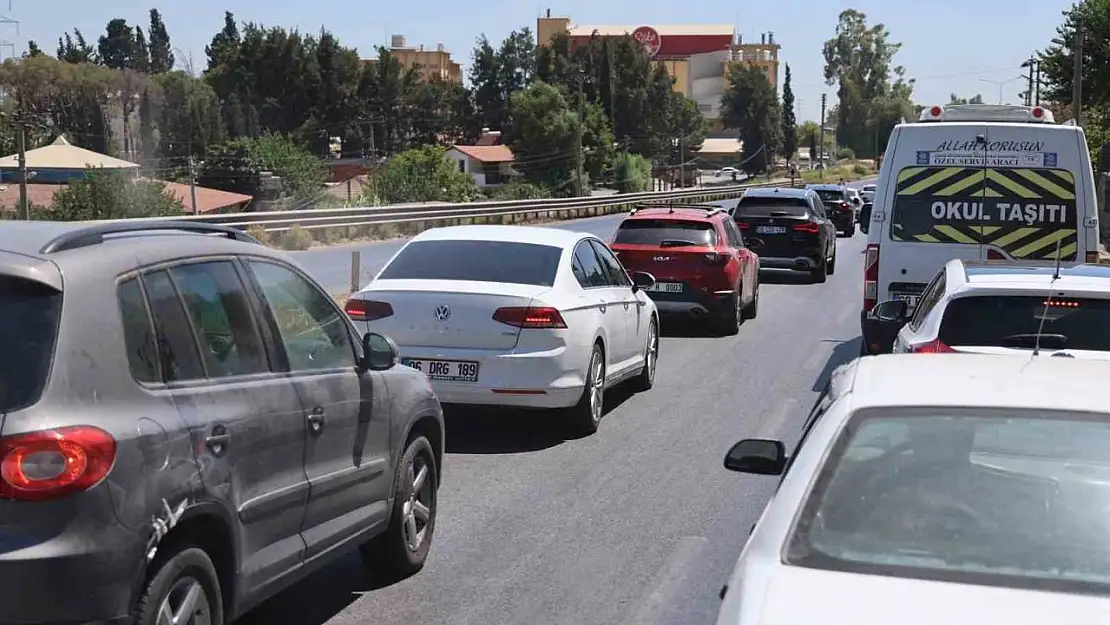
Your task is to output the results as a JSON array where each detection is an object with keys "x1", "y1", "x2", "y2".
[
  {"x1": 744, "y1": 237, "x2": 764, "y2": 249},
  {"x1": 869, "y1": 299, "x2": 909, "y2": 323},
  {"x1": 361, "y1": 331, "x2": 400, "y2": 371},
  {"x1": 723, "y1": 438, "x2": 787, "y2": 475},
  {"x1": 631, "y1": 271, "x2": 656, "y2": 292}
]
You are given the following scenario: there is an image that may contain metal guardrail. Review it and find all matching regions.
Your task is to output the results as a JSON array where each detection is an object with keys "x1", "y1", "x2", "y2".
[{"x1": 126, "y1": 180, "x2": 802, "y2": 233}]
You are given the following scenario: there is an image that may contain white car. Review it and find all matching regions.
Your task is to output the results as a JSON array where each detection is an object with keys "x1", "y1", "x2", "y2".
[
  {"x1": 865, "y1": 258, "x2": 1110, "y2": 356},
  {"x1": 717, "y1": 353, "x2": 1110, "y2": 625},
  {"x1": 345, "y1": 225, "x2": 660, "y2": 435}
]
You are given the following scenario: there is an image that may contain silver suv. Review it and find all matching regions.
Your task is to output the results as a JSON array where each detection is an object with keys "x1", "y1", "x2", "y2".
[{"x1": 0, "y1": 221, "x2": 444, "y2": 624}]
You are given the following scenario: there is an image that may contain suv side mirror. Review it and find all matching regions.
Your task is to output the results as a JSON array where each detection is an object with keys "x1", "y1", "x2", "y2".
[
  {"x1": 631, "y1": 271, "x2": 656, "y2": 292},
  {"x1": 869, "y1": 299, "x2": 909, "y2": 323},
  {"x1": 724, "y1": 439, "x2": 787, "y2": 475},
  {"x1": 361, "y1": 331, "x2": 400, "y2": 371}
]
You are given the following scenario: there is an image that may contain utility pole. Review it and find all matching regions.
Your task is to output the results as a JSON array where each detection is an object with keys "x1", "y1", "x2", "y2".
[
  {"x1": 1024, "y1": 57, "x2": 1035, "y2": 106},
  {"x1": 819, "y1": 93, "x2": 827, "y2": 180},
  {"x1": 1073, "y1": 17, "x2": 1084, "y2": 126},
  {"x1": 574, "y1": 73, "x2": 584, "y2": 197},
  {"x1": 1035, "y1": 62, "x2": 1041, "y2": 105},
  {"x1": 678, "y1": 136, "x2": 685, "y2": 188},
  {"x1": 188, "y1": 156, "x2": 199, "y2": 215},
  {"x1": 16, "y1": 119, "x2": 27, "y2": 220}
]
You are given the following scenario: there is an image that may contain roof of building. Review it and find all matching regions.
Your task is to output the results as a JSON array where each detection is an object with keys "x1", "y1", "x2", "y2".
[
  {"x1": 569, "y1": 24, "x2": 735, "y2": 37},
  {"x1": 449, "y1": 145, "x2": 515, "y2": 163},
  {"x1": 0, "y1": 180, "x2": 252, "y2": 215},
  {"x1": 0, "y1": 136, "x2": 140, "y2": 170},
  {"x1": 695, "y1": 138, "x2": 743, "y2": 154}
]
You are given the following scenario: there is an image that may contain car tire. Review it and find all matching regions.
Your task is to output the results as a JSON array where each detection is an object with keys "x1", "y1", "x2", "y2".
[
  {"x1": 629, "y1": 319, "x2": 659, "y2": 392},
  {"x1": 133, "y1": 545, "x2": 224, "y2": 625},
  {"x1": 810, "y1": 259, "x2": 828, "y2": 284},
  {"x1": 827, "y1": 247, "x2": 837, "y2": 275},
  {"x1": 741, "y1": 280, "x2": 759, "y2": 320},
  {"x1": 360, "y1": 435, "x2": 438, "y2": 581},
  {"x1": 568, "y1": 344, "x2": 606, "y2": 436},
  {"x1": 717, "y1": 293, "x2": 741, "y2": 335}
]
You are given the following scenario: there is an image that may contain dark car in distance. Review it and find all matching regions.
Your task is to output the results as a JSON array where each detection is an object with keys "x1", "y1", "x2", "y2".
[
  {"x1": 805, "y1": 183, "x2": 856, "y2": 237},
  {"x1": 729, "y1": 187, "x2": 838, "y2": 283}
]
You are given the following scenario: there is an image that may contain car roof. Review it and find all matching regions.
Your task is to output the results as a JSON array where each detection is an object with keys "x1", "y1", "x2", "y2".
[
  {"x1": 948, "y1": 260, "x2": 1110, "y2": 294},
  {"x1": 411, "y1": 224, "x2": 592, "y2": 247},
  {"x1": 805, "y1": 184, "x2": 845, "y2": 191},
  {"x1": 741, "y1": 187, "x2": 811, "y2": 198},
  {"x1": 848, "y1": 354, "x2": 1110, "y2": 413}
]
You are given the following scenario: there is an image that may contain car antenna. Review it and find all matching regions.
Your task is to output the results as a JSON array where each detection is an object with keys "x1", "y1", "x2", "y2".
[
  {"x1": 1032, "y1": 236, "x2": 1065, "y2": 358},
  {"x1": 975, "y1": 132, "x2": 989, "y2": 262}
]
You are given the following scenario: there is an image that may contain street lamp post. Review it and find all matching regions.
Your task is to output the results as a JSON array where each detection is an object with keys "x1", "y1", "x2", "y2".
[{"x1": 978, "y1": 76, "x2": 1026, "y2": 105}]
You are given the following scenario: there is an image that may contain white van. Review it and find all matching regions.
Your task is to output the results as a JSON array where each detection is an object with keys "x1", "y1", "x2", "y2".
[{"x1": 860, "y1": 103, "x2": 1100, "y2": 355}]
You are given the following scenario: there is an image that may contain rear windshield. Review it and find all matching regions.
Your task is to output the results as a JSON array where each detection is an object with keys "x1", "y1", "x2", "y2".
[
  {"x1": 0, "y1": 277, "x2": 61, "y2": 412},
  {"x1": 613, "y1": 219, "x2": 717, "y2": 246},
  {"x1": 939, "y1": 295, "x2": 1110, "y2": 351},
  {"x1": 379, "y1": 240, "x2": 562, "y2": 286},
  {"x1": 733, "y1": 196, "x2": 810, "y2": 218},
  {"x1": 815, "y1": 189, "x2": 846, "y2": 203},
  {"x1": 890, "y1": 166, "x2": 1079, "y2": 260}
]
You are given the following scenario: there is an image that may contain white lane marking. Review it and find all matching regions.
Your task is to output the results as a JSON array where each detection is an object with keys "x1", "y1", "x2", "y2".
[{"x1": 626, "y1": 535, "x2": 711, "y2": 625}]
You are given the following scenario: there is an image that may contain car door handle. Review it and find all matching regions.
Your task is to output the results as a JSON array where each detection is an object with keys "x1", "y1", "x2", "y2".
[
  {"x1": 205, "y1": 426, "x2": 230, "y2": 455},
  {"x1": 307, "y1": 408, "x2": 325, "y2": 434}
]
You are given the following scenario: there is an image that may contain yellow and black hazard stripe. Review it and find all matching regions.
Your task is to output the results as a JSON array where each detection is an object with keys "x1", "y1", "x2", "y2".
[{"x1": 891, "y1": 166, "x2": 1078, "y2": 260}]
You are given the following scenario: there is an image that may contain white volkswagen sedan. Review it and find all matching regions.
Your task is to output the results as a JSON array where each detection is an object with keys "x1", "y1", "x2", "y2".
[
  {"x1": 717, "y1": 354, "x2": 1110, "y2": 625},
  {"x1": 345, "y1": 225, "x2": 660, "y2": 435}
]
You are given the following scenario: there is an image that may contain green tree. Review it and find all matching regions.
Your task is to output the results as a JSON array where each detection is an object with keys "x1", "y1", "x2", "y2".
[
  {"x1": 406, "y1": 78, "x2": 480, "y2": 146},
  {"x1": 363, "y1": 47, "x2": 417, "y2": 156},
  {"x1": 153, "y1": 71, "x2": 225, "y2": 170},
  {"x1": 98, "y1": 19, "x2": 138, "y2": 70},
  {"x1": 822, "y1": 9, "x2": 914, "y2": 158},
  {"x1": 147, "y1": 9, "x2": 175, "y2": 74},
  {"x1": 949, "y1": 93, "x2": 984, "y2": 104},
  {"x1": 1038, "y1": 0, "x2": 1110, "y2": 109},
  {"x1": 132, "y1": 26, "x2": 150, "y2": 73},
  {"x1": 808, "y1": 129, "x2": 818, "y2": 164},
  {"x1": 469, "y1": 29, "x2": 535, "y2": 132},
  {"x1": 721, "y1": 63, "x2": 781, "y2": 173},
  {"x1": 24, "y1": 41, "x2": 43, "y2": 58},
  {"x1": 374, "y1": 145, "x2": 478, "y2": 204},
  {"x1": 46, "y1": 168, "x2": 183, "y2": 221},
  {"x1": 198, "y1": 133, "x2": 326, "y2": 201},
  {"x1": 609, "y1": 151, "x2": 652, "y2": 192},
  {"x1": 57, "y1": 29, "x2": 96, "y2": 64},
  {"x1": 781, "y1": 64, "x2": 797, "y2": 162}
]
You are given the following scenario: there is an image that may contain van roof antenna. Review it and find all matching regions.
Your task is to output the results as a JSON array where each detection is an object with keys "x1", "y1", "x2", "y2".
[{"x1": 1032, "y1": 236, "x2": 1065, "y2": 358}]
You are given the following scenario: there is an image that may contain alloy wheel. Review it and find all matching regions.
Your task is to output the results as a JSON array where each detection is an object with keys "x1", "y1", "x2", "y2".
[
  {"x1": 588, "y1": 352, "x2": 604, "y2": 424},
  {"x1": 402, "y1": 455, "x2": 434, "y2": 552},
  {"x1": 645, "y1": 326, "x2": 658, "y2": 382},
  {"x1": 156, "y1": 577, "x2": 212, "y2": 625}
]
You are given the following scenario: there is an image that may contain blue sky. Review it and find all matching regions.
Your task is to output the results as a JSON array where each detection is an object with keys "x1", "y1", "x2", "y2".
[{"x1": 9, "y1": 0, "x2": 1073, "y2": 122}]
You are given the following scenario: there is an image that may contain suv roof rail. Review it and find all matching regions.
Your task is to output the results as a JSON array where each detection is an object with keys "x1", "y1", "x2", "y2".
[
  {"x1": 629, "y1": 203, "x2": 724, "y2": 216},
  {"x1": 39, "y1": 221, "x2": 261, "y2": 254}
]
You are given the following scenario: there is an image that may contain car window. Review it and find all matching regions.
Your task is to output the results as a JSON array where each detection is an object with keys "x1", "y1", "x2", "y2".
[
  {"x1": 889, "y1": 166, "x2": 1079, "y2": 261},
  {"x1": 809, "y1": 197, "x2": 828, "y2": 219},
  {"x1": 142, "y1": 270, "x2": 206, "y2": 382},
  {"x1": 733, "y1": 196, "x2": 809, "y2": 218},
  {"x1": 787, "y1": 410, "x2": 1110, "y2": 593},
  {"x1": 908, "y1": 272, "x2": 945, "y2": 330},
  {"x1": 612, "y1": 219, "x2": 717, "y2": 246},
  {"x1": 249, "y1": 260, "x2": 356, "y2": 371},
  {"x1": 378, "y1": 240, "x2": 562, "y2": 286},
  {"x1": 169, "y1": 262, "x2": 270, "y2": 378},
  {"x1": 722, "y1": 218, "x2": 744, "y2": 247},
  {"x1": 590, "y1": 240, "x2": 631, "y2": 287},
  {"x1": 573, "y1": 242, "x2": 608, "y2": 288},
  {"x1": 118, "y1": 277, "x2": 161, "y2": 383},
  {"x1": 938, "y1": 295, "x2": 1110, "y2": 351},
  {"x1": 815, "y1": 189, "x2": 845, "y2": 203},
  {"x1": 0, "y1": 276, "x2": 61, "y2": 412}
]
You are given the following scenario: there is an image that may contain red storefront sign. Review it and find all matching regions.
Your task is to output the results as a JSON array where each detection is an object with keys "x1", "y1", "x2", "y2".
[{"x1": 631, "y1": 26, "x2": 662, "y2": 58}]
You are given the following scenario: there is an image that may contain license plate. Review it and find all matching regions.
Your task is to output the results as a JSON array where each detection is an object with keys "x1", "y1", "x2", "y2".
[
  {"x1": 892, "y1": 293, "x2": 920, "y2": 309},
  {"x1": 402, "y1": 358, "x2": 479, "y2": 382},
  {"x1": 648, "y1": 282, "x2": 683, "y2": 293},
  {"x1": 756, "y1": 226, "x2": 787, "y2": 234}
]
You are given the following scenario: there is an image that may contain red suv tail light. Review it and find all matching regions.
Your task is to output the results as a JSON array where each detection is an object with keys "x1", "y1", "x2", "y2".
[
  {"x1": 863, "y1": 244, "x2": 880, "y2": 312},
  {"x1": 909, "y1": 339, "x2": 955, "y2": 353},
  {"x1": 792, "y1": 222, "x2": 820, "y2": 234},
  {"x1": 345, "y1": 299, "x2": 393, "y2": 321},
  {"x1": 0, "y1": 426, "x2": 117, "y2": 501},
  {"x1": 735, "y1": 221, "x2": 750, "y2": 230},
  {"x1": 839, "y1": 201, "x2": 851, "y2": 211},
  {"x1": 704, "y1": 252, "x2": 730, "y2": 265},
  {"x1": 493, "y1": 306, "x2": 567, "y2": 329}
]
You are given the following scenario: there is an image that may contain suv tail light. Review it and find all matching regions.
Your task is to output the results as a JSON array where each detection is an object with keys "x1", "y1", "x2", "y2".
[
  {"x1": 704, "y1": 252, "x2": 730, "y2": 265},
  {"x1": 909, "y1": 339, "x2": 955, "y2": 353},
  {"x1": 792, "y1": 222, "x2": 820, "y2": 234},
  {"x1": 0, "y1": 426, "x2": 116, "y2": 501},
  {"x1": 735, "y1": 221, "x2": 750, "y2": 230},
  {"x1": 493, "y1": 306, "x2": 567, "y2": 329},
  {"x1": 1086, "y1": 251, "x2": 1100, "y2": 263},
  {"x1": 345, "y1": 299, "x2": 393, "y2": 321},
  {"x1": 863, "y1": 243, "x2": 880, "y2": 312}
]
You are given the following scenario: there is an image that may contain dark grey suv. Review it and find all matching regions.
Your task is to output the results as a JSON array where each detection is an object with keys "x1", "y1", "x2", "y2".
[{"x1": 0, "y1": 221, "x2": 444, "y2": 624}]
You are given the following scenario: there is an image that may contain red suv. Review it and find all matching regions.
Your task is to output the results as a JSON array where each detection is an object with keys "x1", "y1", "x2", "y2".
[{"x1": 610, "y1": 204, "x2": 761, "y2": 334}]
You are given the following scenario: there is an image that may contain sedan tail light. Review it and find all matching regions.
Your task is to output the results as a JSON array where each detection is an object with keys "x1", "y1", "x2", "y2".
[
  {"x1": 345, "y1": 299, "x2": 393, "y2": 321},
  {"x1": 704, "y1": 252, "x2": 730, "y2": 265},
  {"x1": 792, "y1": 222, "x2": 820, "y2": 234},
  {"x1": 493, "y1": 306, "x2": 567, "y2": 329},
  {"x1": 909, "y1": 339, "x2": 955, "y2": 353},
  {"x1": 0, "y1": 426, "x2": 117, "y2": 501}
]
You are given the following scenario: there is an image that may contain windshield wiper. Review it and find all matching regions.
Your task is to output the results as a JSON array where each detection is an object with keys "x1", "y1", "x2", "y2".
[
  {"x1": 1000, "y1": 333, "x2": 1067, "y2": 349},
  {"x1": 659, "y1": 239, "x2": 700, "y2": 248},
  {"x1": 768, "y1": 210, "x2": 792, "y2": 216}
]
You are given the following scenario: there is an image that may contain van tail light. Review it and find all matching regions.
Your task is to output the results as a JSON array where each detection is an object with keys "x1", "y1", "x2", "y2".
[
  {"x1": 1086, "y1": 251, "x2": 1100, "y2": 263},
  {"x1": 909, "y1": 339, "x2": 955, "y2": 353},
  {"x1": 863, "y1": 243, "x2": 880, "y2": 312},
  {"x1": 493, "y1": 306, "x2": 567, "y2": 329},
  {"x1": 345, "y1": 299, "x2": 393, "y2": 321},
  {"x1": 793, "y1": 222, "x2": 820, "y2": 234},
  {"x1": 0, "y1": 426, "x2": 117, "y2": 501},
  {"x1": 704, "y1": 252, "x2": 730, "y2": 265}
]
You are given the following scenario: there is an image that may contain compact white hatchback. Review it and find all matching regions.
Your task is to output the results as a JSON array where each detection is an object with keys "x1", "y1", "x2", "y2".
[
  {"x1": 346, "y1": 225, "x2": 661, "y2": 435},
  {"x1": 717, "y1": 354, "x2": 1110, "y2": 625}
]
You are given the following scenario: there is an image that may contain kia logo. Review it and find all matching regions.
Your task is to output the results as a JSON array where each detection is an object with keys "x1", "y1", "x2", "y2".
[{"x1": 653, "y1": 256, "x2": 670, "y2": 262}]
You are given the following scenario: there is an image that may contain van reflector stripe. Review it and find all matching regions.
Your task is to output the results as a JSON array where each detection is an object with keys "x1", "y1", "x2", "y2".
[{"x1": 1012, "y1": 168, "x2": 1075, "y2": 199}]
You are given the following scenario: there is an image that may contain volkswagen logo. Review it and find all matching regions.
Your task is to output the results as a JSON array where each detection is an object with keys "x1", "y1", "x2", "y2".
[{"x1": 434, "y1": 305, "x2": 451, "y2": 321}]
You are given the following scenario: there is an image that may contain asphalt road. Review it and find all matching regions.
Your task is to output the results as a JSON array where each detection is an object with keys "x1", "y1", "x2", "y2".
[{"x1": 247, "y1": 184, "x2": 870, "y2": 625}]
